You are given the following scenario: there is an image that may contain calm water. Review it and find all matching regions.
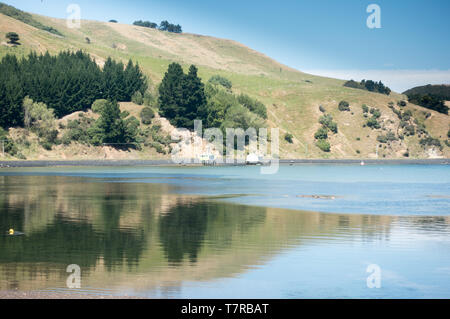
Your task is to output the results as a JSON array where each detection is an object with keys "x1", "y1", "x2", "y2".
[{"x1": 0, "y1": 165, "x2": 449, "y2": 298}]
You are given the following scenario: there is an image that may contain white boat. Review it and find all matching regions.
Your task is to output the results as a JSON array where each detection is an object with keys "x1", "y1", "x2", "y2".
[{"x1": 246, "y1": 153, "x2": 261, "y2": 165}]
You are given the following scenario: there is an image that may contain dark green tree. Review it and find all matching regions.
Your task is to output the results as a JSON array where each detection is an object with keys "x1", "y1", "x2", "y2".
[
  {"x1": 5, "y1": 32, "x2": 20, "y2": 45},
  {"x1": 158, "y1": 63, "x2": 186, "y2": 126}
]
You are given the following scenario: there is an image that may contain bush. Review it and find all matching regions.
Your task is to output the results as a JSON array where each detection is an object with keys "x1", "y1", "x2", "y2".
[
  {"x1": 319, "y1": 105, "x2": 326, "y2": 113},
  {"x1": 237, "y1": 94, "x2": 268, "y2": 119},
  {"x1": 284, "y1": 133, "x2": 293, "y2": 144},
  {"x1": 140, "y1": 107, "x2": 155, "y2": 125},
  {"x1": 147, "y1": 141, "x2": 166, "y2": 154},
  {"x1": 208, "y1": 75, "x2": 232, "y2": 90},
  {"x1": 40, "y1": 141, "x2": 53, "y2": 150},
  {"x1": 132, "y1": 91, "x2": 144, "y2": 105},
  {"x1": 377, "y1": 135, "x2": 388, "y2": 143},
  {"x1": 92, "y1": 99, "x2": 108, "y2": 114},
  {"x1": 362, "y1": 104, "x2": 369, "y2": 113},
  {"x1": 316, "y1": 139, "x2": 330, "y2": 152},
  {"x1": 366, "y1": 117, "x2": 381, "y2": 129},
  {"x1": 338, "y1": 101, "x2": 350, "y2": 112},
  {"x1": 328, "y1": 121, "x2": 338, "y2": 134},
  {"x1": 404, "y1": 125, "x2": 415, "y2": 136},
  {"x1": 386, "y1": 131, "x2": 397, "y2": 141},
  {"x1": 370, "y1": 108, "x2": 381, "y2": 119},
  {"x1": 314, "y1": 127, "x2": 328, "y2": 140},
  {"x1": 318, "y1": 114, "x2": 338, "y2": 133},
  {"x1": 143, "y1": 91, "x2": 155, "y2": 107},
  {"x1": 420, "y1": 137, "x2": 442, "y2": 150},
  {"x1": 398, "y1": 100, "x2": 407, "y2": 107}
]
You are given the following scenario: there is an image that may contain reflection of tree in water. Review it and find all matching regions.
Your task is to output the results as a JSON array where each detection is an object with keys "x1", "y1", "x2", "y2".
[
  {"x1": 99, "y1": 189, "x2": 147, "y2": 270},
  {"x1": 0, "y1": 214, "x2": 147, "y2": 272},
  {"x1": 0, "y1": 184, "x2": 151, "y2": 273},
  {"x1": 159, "y1": 201, "x2": 266, "y2": 265}
]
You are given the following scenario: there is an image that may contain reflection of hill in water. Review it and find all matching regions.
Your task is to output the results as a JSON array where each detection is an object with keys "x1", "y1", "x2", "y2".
[{"x1": 0, "y1": 175, "x2": 448, "y2": 293}]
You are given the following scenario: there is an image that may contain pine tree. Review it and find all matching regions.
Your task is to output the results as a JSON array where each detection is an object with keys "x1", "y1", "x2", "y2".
[
  {"x1": 182, "y1": 65, "x2": 206, "y2": 128},
  {"x1": 158, "y1": 63, "x2": 186, "y2": 126}
]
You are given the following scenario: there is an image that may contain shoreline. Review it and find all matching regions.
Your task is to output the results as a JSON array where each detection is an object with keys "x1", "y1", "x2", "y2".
[
  {"x1": 0, "y1": 158, "x2": 448, "y2": 168},
  {"x1": 0, "y1": 290, "x2": 142, "y2": 299}
]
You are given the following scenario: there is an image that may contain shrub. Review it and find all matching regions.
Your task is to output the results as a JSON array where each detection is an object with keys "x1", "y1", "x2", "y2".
[
  {"x1": 404, "y1": 125, "x2": 415, "y2": 136},
  {"x1": 92, "y1": 99, "x2": 108, "y2": 113},
  {"x1": 377, "y1": 135, "x2": 388, "y2": 143},
  {"x1": 319, "y1": 105, "x2": 326, "y2": 113},
  {"x1": 370, "y1": 108, "x2": 381, "y2": 119},
  {"x1": 208, "y1": 75, "x2": 232, "y2": 90},
  {"x1": 328, "y1": 121, "x2": 338, "y2": 134},
  {"x1": 314, "y1": 127, "x2": 328, "y2": 140},
  {"x1": 386, "y1": 131, "x2": 397, "y2": 141},
  {"x1": 319, "y1": 114, "x2": 333, "y2": 126},
  {"x1": 316, "y1": 139, "x2": 330, "y2": 152},
  {"x1": 318, "y1": 114, "x2": 338, "y2": 133},
  {"x1": 147, "y1": 141, "x2": 166, "y2": 154},
  {"x1": 420, "y1": 137, "x2": 442, "y2": 150},
  {"x1": 140, "y1": 107, "x2": 155, "y2": 125},
  {"x1": 237, "y1": 94, "x2": 268, "y2": 119},
  {"x1": 284, "y1": 133, "x2": 294, "y2": 144},
  {"x1": 40, "y1": 141, "x2": 53, "y2": 150},
  {"x1": 417, "y1": 124, "x2": 427, "y2": 135},
  {"x1": 366, "y1": 117, "x2": 381, "y2": 129},
  {"x1": 362, "y1": 104, "x2": 369, "y2": 113},
  {"x1": 143, "y1": 91, "x2": 155, "y2": 107},
  {"x1": 132, "y1": 91, "x2": 144, "y2": 105},
  {"x1": 338, "y1": 101, "x2": 350, "y2": 112},
  {"x1": 398, "y1": 100, "x2": 407, "y2": 107}
]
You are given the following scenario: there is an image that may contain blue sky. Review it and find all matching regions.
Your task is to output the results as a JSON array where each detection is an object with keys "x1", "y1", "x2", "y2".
[{"x1": 3, "y1": 0, "x2": 450, "y2": 91}]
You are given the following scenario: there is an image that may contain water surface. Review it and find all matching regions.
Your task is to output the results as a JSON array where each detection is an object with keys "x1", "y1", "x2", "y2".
[{"x1": 0, "y1": 165, "x2": 449, "y2": 298}]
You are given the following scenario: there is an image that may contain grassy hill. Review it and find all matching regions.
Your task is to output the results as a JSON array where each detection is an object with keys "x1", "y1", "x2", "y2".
[{"x1": 0, "y1": 10, "x2": 449, "y2": 159}]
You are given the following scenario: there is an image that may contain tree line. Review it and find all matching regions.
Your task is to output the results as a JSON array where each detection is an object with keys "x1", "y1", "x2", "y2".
[
  {"x1": 344, "y1": 79, "x2": 391, "y2": 95},
  {"x1": 406, "y1": 94, "x2": 448, "y2": 115},
  {"x1": 133, "y1": 20, "x2": 182, "y2": 33},
  {"x1": 0, "y1": 50, "x2": 147, "y2": 128},
  {"x1": 403, "y1": 85, "x2": 449, "y2": 114}
]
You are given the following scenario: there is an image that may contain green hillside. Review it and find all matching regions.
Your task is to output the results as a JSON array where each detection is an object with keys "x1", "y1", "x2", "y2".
[{"x1": 0, "y1": 9, "x2": 449, "y2": 159}]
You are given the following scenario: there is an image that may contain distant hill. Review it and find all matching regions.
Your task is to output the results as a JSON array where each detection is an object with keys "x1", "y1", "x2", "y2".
[
  {"x1": 0, "y1": 4, "x2": 449, "y2": 159},
  {"x1": 403, "y1": 84, "x2": 450, "y2": 101}
]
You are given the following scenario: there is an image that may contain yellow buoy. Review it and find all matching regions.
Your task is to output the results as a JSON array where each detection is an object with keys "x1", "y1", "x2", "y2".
[{"x1": 9, "y1": 229, "x2": 14, "y2": 235}]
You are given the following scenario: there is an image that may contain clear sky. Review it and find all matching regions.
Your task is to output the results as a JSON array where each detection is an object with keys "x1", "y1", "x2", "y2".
[{"x1": 3, "y1": 0, "x2": 450, "y2": 92}]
